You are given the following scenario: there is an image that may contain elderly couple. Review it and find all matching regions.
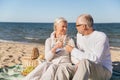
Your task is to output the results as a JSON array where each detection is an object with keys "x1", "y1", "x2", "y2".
[{"x1": 23, "y1": 14, "x2": 112, "y2": 80}]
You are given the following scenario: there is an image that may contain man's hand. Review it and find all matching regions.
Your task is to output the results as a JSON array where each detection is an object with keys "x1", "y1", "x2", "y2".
[{"x1": 65, "y1": 45, "x2": 74, "y2": 53}]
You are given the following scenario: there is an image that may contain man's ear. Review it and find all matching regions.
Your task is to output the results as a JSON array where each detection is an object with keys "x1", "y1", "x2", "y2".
[{"x1": 83, "y1": 25, "x2": 87, "y2": 30}]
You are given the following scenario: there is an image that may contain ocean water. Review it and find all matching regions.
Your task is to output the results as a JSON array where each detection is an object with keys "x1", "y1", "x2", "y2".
[{"x1": 0, "y1": 22, "x2": 120, "y2": 47}]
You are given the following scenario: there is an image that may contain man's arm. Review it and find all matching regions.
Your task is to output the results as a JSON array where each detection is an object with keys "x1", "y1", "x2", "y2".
[{"x1": 65, "y1": 35, "x2": 109, "y2": 62}]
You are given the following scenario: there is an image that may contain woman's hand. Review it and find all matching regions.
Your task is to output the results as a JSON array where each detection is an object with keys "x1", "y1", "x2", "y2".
[
  {"x1": 55, "y1": 40, "x2": 63, "y2": 48},
  {"x1": 51, "y1": 41, "x2": 63, "y2": 53}
]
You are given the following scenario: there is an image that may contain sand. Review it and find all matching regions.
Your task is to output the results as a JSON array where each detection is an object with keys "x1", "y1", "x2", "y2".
[
  {"x1": 0, "y1": 42, "x2": 120, "y2": 68},
  {"x1": 0, "y1": 42, "x2": 44, "y2": 68}
]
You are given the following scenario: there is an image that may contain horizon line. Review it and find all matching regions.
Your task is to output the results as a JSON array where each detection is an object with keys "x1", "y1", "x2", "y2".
[{"x1": 0, "y1": 21, "x2": 120, "y2": 24}]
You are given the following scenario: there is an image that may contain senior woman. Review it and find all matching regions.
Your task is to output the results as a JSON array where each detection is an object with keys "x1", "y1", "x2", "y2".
[{"x1": 23, "y1": 17, "x2": 75, "y2": 80}]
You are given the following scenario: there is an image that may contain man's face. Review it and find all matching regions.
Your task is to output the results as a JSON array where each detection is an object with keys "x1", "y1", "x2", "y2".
[{"x1": 76, "y1": 18, "x2": 85, "y2": 34}]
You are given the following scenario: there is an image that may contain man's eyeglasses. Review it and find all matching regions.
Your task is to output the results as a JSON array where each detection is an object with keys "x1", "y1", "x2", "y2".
[{"x1": 76, "y1": 24, "x2": 83, "y2": 27}]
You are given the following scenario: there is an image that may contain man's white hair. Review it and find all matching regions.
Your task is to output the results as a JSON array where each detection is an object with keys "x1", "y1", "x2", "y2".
[{"x1": 77, "y1": 14, "x2": 94, "y2": 27}]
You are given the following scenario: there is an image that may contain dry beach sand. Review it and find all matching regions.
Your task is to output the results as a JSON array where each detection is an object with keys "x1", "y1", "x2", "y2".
[
  {"x1": 0, "y1": 42, "x2": 44, "y2": 68},
  {"x1": 0, "y1": 42, "x2": 120, "y2": 69}
]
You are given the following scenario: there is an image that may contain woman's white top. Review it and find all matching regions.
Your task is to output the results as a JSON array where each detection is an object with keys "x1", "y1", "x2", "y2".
[{"x1": 45, "y1": 32, "x2": 75, "y2": 64}]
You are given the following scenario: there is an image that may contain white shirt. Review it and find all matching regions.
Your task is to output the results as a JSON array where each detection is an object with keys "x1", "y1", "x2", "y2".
[{"x1": 71, "y1": 31, "x2": 113, "y2": 73}]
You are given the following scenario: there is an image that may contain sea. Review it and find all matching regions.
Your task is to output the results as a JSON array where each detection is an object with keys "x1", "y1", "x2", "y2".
[{"x1": 0, "y1": 22, "x2": 120, "y2": 48}]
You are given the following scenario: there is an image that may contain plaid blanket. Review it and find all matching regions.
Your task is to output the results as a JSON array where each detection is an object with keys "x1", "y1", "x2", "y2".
[
  {"x1": 0, "y1": 64, "x2": 120, "y2": 80},
  {"x1": 0, "y1": 64, "x2": 25, "y2": 80}
]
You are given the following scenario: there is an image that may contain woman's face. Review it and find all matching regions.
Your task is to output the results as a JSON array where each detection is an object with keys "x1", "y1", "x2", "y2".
[{"x1": 56, "y1": 21, "x2": 67, "y2": 35}]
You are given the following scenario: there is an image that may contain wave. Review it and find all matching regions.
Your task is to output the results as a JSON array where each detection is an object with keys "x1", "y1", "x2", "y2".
[
  {"x1": 0, "y1": 39, "x2": 29, "y2": 44},
  {"x1": 24, "y1": 37, "x2": 40, "y2": 40},
  {"x1": 0, "y1": 39, "x2": 16, "y2": 43},
  {"x1": 110, "y1": 47, "x2": 120, "y2": 51}
]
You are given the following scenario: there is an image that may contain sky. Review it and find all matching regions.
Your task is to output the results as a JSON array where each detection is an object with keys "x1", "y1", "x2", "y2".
[{"x1": 0, "y1": 0, "x2": 120, "y2": 23}]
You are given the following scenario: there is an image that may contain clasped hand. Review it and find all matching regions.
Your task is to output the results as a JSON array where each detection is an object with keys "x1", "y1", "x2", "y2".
[
  {"x1": 54, "y1": 40, "x2": 63, "y2": 49},
  {"x1": 51, "y1": 41, "x2": 63, "y2": 53},
  {"x1": 51, "y1": 40, "x2": 74, "y2": 53}
]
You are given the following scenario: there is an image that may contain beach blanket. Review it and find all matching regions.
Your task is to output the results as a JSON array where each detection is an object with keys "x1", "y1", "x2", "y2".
[
  {"x1": 110, "y1": 62, "x2": 120, "y2": 80},
  {"x1": 0, "y1": 64, "x2": 120, "y2": 80},
  {"x1": 0, "y1": 64, "x2": 25, "y2": 80}
]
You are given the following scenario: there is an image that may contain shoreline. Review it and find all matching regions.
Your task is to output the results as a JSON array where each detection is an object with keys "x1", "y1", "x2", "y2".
[{"x1": 0, "y1": 42, "x2": 120, "y2": 68}]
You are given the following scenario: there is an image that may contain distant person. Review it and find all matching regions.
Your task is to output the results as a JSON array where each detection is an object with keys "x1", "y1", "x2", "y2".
[
  {"x1": 23, "y1": 17, "x2": 75, "y2": 80},
  {"x1": 65, "y1": 14, "x2": 112, "y2": 80}
]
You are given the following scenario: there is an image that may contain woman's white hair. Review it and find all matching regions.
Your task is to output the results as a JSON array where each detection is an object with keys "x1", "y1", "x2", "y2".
[{"x1": 54, "y1": 17, "x2": 67, "y2": 31}]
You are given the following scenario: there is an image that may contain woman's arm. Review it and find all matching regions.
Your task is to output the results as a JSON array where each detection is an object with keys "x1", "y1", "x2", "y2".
[
  {"x1": 45, "y1": 38, "x2": 55, "y2": 61},
  {"x1": 45, "y1": 38, "x2": 63, "y2": 61}
]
